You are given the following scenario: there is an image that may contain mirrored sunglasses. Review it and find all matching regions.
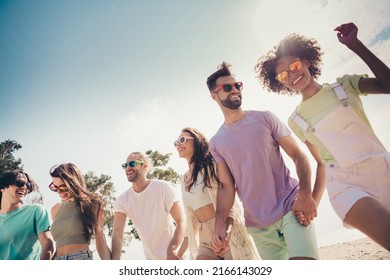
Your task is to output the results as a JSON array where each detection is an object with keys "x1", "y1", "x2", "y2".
[
  {"x1": 276, "y1": 59, "x2": 302, "y2": 84},
  {"x1": 213, "y1": 82, "x2": 243, "y2": 93},
  {"x1": 15, "y1": 179, "x2": 32, "y2": 192},
  {"x1": 121, "y1": 160, "x2": 144, "y2": 169},
  {"x1": 174, "y1": 136, "x2": 194, "y2": 147},
  {"x1": 48, "y1": 182, "x2": 68, "y2": 192}
]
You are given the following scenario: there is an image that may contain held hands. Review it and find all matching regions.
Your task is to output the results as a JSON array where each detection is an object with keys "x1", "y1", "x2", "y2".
[
  {"x1": 211, "y1": 218, "x2": 233, "y2": 256},
  {"x1": 334, "y1": 22, "x2": 359, "y2": 47},
  {"x1": 292, "y1": 193, "x2": 318, "y2": 226}
]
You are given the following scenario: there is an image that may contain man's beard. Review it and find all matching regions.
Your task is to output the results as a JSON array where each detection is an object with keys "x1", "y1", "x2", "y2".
[
  {"x1": 219, "y1": 93, "x2": 242, "y2": 110},
  {"x1": 127, "y1": 171, "x2": 139, "y2": 183}
]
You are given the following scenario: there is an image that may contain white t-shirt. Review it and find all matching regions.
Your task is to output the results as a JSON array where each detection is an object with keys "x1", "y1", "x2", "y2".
[{"x1": 114, "y1": 179, "x2": 180, "y2": 259}]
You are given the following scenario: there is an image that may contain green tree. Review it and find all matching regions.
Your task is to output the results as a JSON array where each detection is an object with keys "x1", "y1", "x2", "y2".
[
  {"x1": 0, "y1": 139, "x2": 23, "y2": 176},
  {"x1": 83, "y1": 172, "x2": 134, "y2": 249},
  {"x1": 146, "y1": 150, "x2": 180, "y2": 184},
  {"x1": 84, "y1": 172, "x2": 116, "y2": 235}
]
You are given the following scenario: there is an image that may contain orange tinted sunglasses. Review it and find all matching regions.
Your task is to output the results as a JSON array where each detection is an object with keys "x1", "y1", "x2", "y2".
[
  {"x1": 48, "y1": 182, "x2": 68, "y2": 192},
  {"x1": 276, "y1": 59, "x2": 302, "y2": 84}
]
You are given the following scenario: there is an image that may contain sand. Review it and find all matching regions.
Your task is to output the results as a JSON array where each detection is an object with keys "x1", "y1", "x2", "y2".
[{"x1": 319, "y1": 237, "x2": 390, "y2": 260}]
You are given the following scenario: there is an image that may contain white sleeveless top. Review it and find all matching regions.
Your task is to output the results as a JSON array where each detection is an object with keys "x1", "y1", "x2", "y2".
[{"x1": 181, "y1": 174, "x2": 213, "y2": 211}]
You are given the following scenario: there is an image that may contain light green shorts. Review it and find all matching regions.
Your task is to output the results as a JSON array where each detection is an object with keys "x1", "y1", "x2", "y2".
[{"x1": 247, "y1": 211, "x2": 319, "y2": 260}]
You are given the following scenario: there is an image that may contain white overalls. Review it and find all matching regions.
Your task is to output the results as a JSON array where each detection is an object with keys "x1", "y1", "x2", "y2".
[{"x1": 291, "y1": 83, "x2": 390, "y2": 221}]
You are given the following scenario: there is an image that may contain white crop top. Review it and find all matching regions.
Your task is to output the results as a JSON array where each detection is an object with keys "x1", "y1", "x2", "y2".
[{"x1": 181, "y1": 174, "x2": 213, "y2": 211}]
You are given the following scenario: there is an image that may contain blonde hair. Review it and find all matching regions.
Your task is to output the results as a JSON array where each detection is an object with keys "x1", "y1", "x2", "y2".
[{"x1": 128, "y1": 151, "x2": 153, "y2": 171}]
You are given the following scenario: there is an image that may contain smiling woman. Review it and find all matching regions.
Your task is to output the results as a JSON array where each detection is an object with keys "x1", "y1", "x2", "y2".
[
  {"x1": 254, "y1": 20, "x2": 390, "y2": 251},
  {"x1": 49, "y1": 163, "x2": 111, "y2": 260}
]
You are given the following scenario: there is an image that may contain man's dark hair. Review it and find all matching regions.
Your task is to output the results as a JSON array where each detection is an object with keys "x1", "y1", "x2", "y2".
[
  {"x1": 206, "y1": 61, "x2": 234, "y2": 92},
  {"x1": 0, "y1": 170, "x2": 36, "y2": 209}
]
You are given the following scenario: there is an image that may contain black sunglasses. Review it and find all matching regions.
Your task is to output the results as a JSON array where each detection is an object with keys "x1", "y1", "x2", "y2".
[{"x1": 15, "y1": 179, "x2": 32, "y2": 192}]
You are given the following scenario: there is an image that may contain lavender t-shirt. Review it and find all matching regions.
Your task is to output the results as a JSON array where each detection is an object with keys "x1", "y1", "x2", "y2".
[{"x1": 210, "y1": 110, "x2": 299, "y2": 227}]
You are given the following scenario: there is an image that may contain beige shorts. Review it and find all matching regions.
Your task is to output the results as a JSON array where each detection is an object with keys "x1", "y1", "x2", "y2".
[
  {"x1": 326, "y1": 154, "x2": 390, "y2": 222},
  {"x1": 198, "y1": 218, "x2": 232, "y2": 260}
]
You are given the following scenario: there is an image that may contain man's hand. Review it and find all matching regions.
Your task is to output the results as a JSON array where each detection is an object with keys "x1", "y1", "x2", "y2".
[{"x1": 292, "y1": 193, "x2": 317, "y2": 226}]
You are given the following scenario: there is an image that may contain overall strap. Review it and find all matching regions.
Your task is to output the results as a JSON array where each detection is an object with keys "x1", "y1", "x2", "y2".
[
  {"x1": 290, "y1": 110, "x2": 315, "y2": 132},
  {"x1": 290, "y1": 82, "x2": 348, "y2": 132},
  {"x1": 331, "y1": 82, "x2": 348, "y2": 106}
]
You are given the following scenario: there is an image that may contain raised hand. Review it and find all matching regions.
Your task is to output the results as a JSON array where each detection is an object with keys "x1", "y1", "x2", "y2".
[{"x1": 334, "y1": 22, "x2": 359, "y2": 46}]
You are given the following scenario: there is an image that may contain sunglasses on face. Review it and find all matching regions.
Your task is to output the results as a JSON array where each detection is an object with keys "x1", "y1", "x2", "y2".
[
  {"x1": 121, "y1": 160, "x2": 144, "y2": 169},
  {"x1": 275, "y1": 59, "x2": 302, "y2": 84},
  {"x1": 15, "y1": 179, "x2": 32, "y2": 192},
  {"x1": 174, "y1": 136, "x2": 194, "y2": 147},
  {"x1": 48, "y1": 182, "x2": 68, "y2": 192},
  {"x1": 213, "y1": 82, "x2": 243, "y2": 93}
]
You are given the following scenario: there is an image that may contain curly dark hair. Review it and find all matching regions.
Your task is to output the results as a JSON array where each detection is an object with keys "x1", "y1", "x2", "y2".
[
  {"x1": 254, "y1": 33, "x2": 323, "y2": 95},
  {"x1": 181, "y1": 127, "x2": 219, "y2": 193}
]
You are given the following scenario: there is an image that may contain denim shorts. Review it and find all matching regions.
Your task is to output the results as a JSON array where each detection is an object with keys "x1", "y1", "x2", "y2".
[{"x1": 54, "y1": 250, "x2": 93, "y2": 260}]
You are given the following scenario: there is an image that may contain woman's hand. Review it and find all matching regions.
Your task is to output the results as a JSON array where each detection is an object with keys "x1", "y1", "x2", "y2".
[{"x1": 334, "y1": 22, "x2": 359, "y2": 47}]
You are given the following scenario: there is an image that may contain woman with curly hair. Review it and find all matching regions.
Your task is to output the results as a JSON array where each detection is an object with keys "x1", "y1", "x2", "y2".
[
  {"x1": 49, "y1": 163, "x2": 111, "y2": 259},
  {"x1": 254, "y1": 22, "x2": 390, "y2": 250},
  {"x1": 175, "y1": 127, "x2": 259, "y2": 260}
]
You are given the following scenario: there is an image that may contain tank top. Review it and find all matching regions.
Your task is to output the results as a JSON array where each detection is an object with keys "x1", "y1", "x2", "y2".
[
  {"x1": 51, "y1": 201, "x2": 90, "y2": 248},
  {"x1": 181, "y1": 175, "x2": 213, "y2": 211}
]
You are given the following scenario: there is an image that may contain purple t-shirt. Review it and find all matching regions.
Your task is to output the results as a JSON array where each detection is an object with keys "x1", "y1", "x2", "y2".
[{"x1": 209, "y1": 110, "x2": 299, "y2": 227}]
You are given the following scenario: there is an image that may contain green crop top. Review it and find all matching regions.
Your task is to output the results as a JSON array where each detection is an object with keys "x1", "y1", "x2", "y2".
[{"x1": 51, "y1": 201, "x2": 90, "y2": 248}]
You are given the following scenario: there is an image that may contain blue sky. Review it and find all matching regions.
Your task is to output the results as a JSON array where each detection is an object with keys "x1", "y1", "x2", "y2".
[{"x1": 1, "y1": 0, "x2": 390, "y2": 258}]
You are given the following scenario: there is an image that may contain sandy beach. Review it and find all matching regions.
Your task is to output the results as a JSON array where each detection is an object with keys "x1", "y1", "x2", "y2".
[{"x1": 319, "y1": 237, "x2": 390, "y2": 260}]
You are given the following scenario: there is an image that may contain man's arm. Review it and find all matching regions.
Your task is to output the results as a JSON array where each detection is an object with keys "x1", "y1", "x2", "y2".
[
  {"x1": 278, "y1": 135, "x2": 317, "y2": 224},
  {"x1": 38, "y1": 230, "x2": 54, "y2": 260},
  {"x1": 166, "y1": 201, "x2": 186, "y2": 260},
  {"x1": 111, "y1": 212, "x2": 127, "y2": 260},
  {"x1": 176, "y1": 237, "x2": 189, "y2": 260}
]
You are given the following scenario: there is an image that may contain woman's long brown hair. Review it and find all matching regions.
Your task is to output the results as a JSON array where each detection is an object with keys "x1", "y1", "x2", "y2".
[
  {"x1": 181, "y1": 127, "x2": 219, "y2": 192},
  {"x1": 50, "y1": 163, "x2": 104, "y2": 241}
]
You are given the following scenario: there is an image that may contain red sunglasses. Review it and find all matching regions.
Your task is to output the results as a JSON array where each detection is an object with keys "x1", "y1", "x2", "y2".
[{"x1": 213, "y1": 82, "x2": 243, "y2": 93}]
